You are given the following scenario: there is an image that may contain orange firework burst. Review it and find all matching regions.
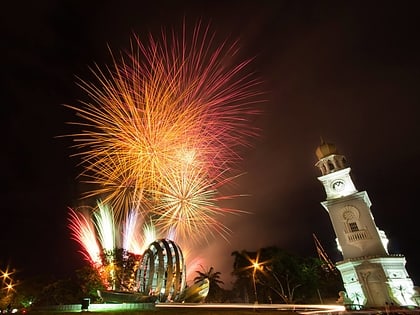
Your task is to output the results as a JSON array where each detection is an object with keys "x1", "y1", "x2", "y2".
[
  {"x1": 66, "y1": 21, "x2": 263, "y2": 239},
  {"x1": 151, "y1": 162, "x2": 247, "y2": 244}
]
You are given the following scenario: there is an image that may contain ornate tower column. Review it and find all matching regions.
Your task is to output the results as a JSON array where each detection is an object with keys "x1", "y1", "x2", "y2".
[{"x1": 315, "y1": 141, "x2": 417, "y2": 308}]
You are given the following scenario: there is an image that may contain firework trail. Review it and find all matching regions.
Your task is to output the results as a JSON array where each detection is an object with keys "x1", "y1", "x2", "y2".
[
  {"x1": 68, "y1": 207, "x2": 102, "y2": 266},
  {"x1": 140, "y1": 220, "x2": 158, "y2": 253},
  {"x1": 93, "y1": 202, "x2": 116, "y2": 256},
  {"x1": 122, "y1": 209, "x2": 143, "y2": 255},
  {"x1": 182, "y1": 246, "x2": 206, "y2": 283}
]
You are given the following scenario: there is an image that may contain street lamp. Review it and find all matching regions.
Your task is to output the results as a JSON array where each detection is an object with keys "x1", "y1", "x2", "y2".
[
  {"x1": 6, "y1": 283, "x2": 14, "y2": 294},
  {"x1": 244, "y1": 251, "x2": 268, "y2": 304},
  {"x1": 1, "y1": 269, "x2": 12, "y2": 282},
  {"x1": 251, "y1": 260, "x2": 261, "y2": 304}
]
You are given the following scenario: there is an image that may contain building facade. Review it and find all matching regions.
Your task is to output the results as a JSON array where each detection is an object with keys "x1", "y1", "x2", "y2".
[{"x1": 315, "y1": 141, "x2": 417, "y2": 307}]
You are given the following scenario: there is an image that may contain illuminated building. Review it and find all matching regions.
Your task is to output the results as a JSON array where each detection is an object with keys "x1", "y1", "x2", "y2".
[{"x1": 315, "y1": 141, "x2": 417, "y2": 307}]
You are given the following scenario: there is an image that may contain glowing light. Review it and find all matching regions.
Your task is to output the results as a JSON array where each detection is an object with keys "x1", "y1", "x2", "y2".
[
  {"x1": 1, "y1": 267, "x2": 13, "y2": 281},
  {"x1": 93, "y1": 202, "x2": 116, "y2": 254},
  {"x1": 241, "y1": 251, "x2": 271, "y2": 274},
  {"x1": 140, "y1": 221, "x2": 158, "y2": 253},
  {"x1": 0, "y1": 265, "x2": 18, "y2": 295},
  {"x1": 181, "y1": 246, "x2": 206, "y2": 283},
  {"x1": 68, "y1": 208, "x2": 102, "y2": 266},
  {"x1": 6, "y1": 283, "x2": 14, "y2": 292},
  {"x1": 155, "y1": 303, "x2": 346, "y2": 313},
  {"x1": 122, "y1": 209, "x2": 143, "y2": 255}
]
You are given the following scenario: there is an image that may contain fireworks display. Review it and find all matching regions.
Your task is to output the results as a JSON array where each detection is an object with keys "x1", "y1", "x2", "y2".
[
  {"x1": 68, "y1": 208, "x2": 102, "y2": 266},
  {"x1": 66, "y1": 22, "x2": 263, "y2": 287}
]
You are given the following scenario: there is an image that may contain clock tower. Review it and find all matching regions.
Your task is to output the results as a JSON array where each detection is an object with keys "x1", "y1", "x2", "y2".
[{"x1": 315, "y1": 140, "x2": 417, "y2": 307}]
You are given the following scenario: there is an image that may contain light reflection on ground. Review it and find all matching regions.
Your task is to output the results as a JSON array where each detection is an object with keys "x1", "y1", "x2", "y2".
[{"x1": 156, "y1": 303, "x2": 346, "y2": 314}]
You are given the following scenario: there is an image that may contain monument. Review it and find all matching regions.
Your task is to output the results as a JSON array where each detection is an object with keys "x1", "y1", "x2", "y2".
[{"x1": 315, "y1": 141, "x2": 417, "y2": 307}]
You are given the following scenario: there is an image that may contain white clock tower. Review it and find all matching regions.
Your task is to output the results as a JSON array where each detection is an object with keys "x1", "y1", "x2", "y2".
[{"x1": 315, "y1": 141, "x2": 417, "y2": 307}]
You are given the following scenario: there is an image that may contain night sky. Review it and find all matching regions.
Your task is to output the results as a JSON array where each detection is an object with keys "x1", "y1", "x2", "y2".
[{"x1": 2, "y1": 1, "x2": 419, "y2": 287}]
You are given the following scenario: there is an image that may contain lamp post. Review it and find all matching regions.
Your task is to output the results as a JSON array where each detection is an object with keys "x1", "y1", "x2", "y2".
[{"x1": 251, "y1": 261, "x2": 261, "y2": 304}]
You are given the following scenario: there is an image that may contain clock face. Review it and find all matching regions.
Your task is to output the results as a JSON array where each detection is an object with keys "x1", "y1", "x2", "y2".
[{"x1": 332, "y1": 180, "x2": 345, "y2": 192}]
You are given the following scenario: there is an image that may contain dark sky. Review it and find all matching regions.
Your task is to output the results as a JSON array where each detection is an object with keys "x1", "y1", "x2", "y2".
[{"x1": 2, "y1": 1, "x2": 419, "y2": 287}]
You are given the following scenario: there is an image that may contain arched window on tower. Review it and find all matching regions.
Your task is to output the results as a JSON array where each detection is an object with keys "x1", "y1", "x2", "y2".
[
  {"x1": 342, "y1": 207, "x2": 370, "y2": 242},
  {"x1": 343, "y1": 209, "x2": 360, "y2": 233},
  {"x1": 348, "y1": 221, "x2": 359, "y2": 232},
  {"x1": 321, "y1": 164, "x2": 327, "y2": 175},
  {"x1": 328, "y1": 161, "x2": 335, "y2": 172}
]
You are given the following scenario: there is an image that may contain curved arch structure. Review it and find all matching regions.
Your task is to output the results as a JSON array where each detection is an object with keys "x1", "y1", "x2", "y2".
[{"x1": 136, "y1": 239, "x2": 186, "y2": 302}]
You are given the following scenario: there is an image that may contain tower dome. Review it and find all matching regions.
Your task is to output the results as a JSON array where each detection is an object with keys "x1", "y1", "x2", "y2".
[
  {"x1": 315, "y1": 140, "x2": 348, "y2": 175},
  {"x1": 315, "y1": 140, "x2": 338, "y2": 160}
]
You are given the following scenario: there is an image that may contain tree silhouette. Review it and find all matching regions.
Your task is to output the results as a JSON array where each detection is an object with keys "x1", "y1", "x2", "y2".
[
  {"x1": 100, "y1": 248, "x2": 140, "y2": 291},
  {"x1": 75, "y1": 265, "x2": 106, "y2": 302},
  {"x1": 231, "y1": 247, "x2": 329, "y2": 304},
  {"x1": 194, "y1": 266, "x2": 224, "y2": 302}
]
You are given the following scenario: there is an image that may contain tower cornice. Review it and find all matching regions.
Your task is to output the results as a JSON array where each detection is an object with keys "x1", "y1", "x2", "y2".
[
  {"x1": 318, "y1": 167, "x2": 358, "y2": 200},
  {"x1": 321, "y1": 191, "x2": 372, "y2": 211}
]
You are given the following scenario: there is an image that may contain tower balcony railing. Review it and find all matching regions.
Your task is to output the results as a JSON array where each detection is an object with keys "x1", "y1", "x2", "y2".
[
  {"x1": 337, "y1": 253, "x2": 406, "y2": 264},
  {"x1": 346, "y1": 230, "x2": 369, "y2": 242}
]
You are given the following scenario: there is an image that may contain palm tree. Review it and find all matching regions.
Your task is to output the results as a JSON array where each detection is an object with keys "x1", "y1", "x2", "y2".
[{"x1": 194, "y1": 266, "x2": 224, "y2": 302}]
